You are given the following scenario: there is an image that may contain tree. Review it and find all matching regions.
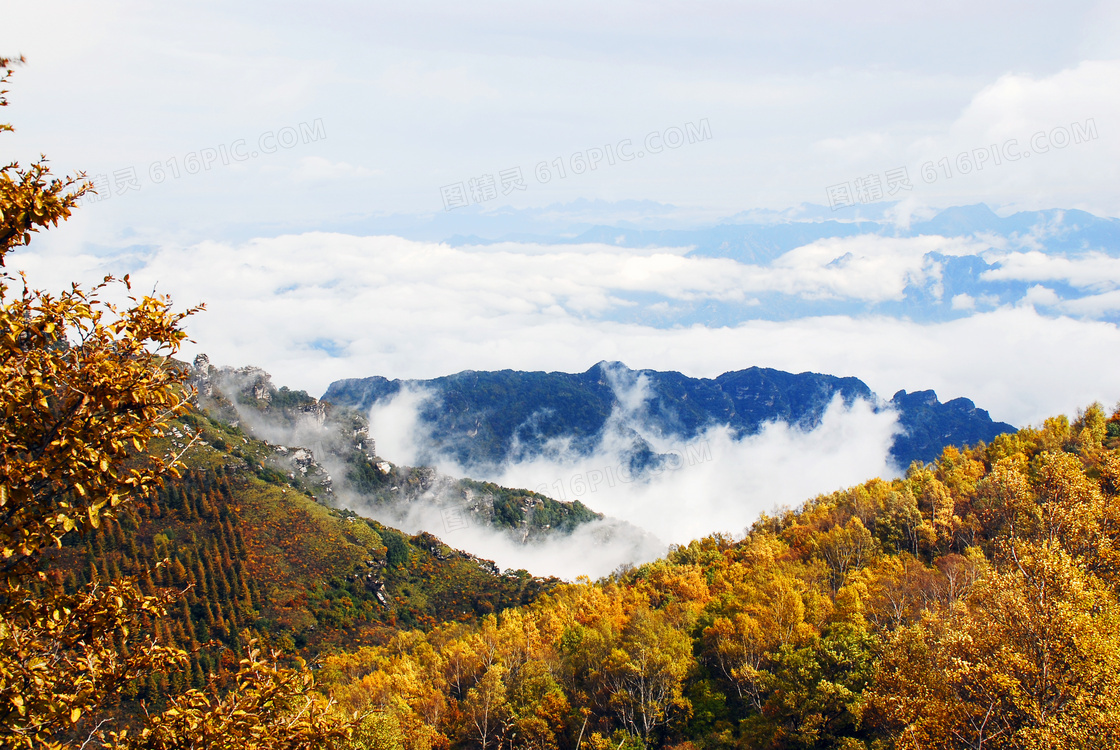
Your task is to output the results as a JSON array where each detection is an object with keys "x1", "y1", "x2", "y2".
[
  {"x1": 750, "y1": 617, "x2": 876, "y2": 749},
  {"x1": 108, "y1": 645, "x2": 354, "y2": 750},
  {"x1": 0, "y1": 58, "x2": 356, "y2": 749},
  {"x1": 816, "y1": 517, "x2": 878, "y2": 591},
  {"x1": 462, "y1": 664, "x2": 509, "y2": 750},
  {"x1": 876, "y1": 487, "x2": 925, "y2": 556},
  {"x1": 869, "y1": 544, "x2": 1120, "y2": 749},
  {"x1": 702, "y1": 572, "x2": 812, "y2": 712},
  {"x1": 601, "y1": 607, "x2": 693, "y2": 746}
]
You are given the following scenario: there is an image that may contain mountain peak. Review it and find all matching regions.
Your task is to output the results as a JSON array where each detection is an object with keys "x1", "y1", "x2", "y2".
[{"x1": 588, "y1": 360, "x2": 631, "y2": 374}]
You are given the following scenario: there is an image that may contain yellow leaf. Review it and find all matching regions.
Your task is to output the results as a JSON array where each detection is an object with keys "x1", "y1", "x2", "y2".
[{"x1": 70, "y1": 707, "x2": 81, "y2": 723}]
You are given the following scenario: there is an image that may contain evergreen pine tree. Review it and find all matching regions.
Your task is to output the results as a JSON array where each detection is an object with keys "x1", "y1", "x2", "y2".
[{"x1": 190, "y1": 657, "x2": 206, "y2": 689}]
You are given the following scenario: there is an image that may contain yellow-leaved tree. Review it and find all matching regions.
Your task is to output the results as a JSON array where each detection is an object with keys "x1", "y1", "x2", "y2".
[{"x1": 0, "y1": 56, "x2": 357, "y2": 749}]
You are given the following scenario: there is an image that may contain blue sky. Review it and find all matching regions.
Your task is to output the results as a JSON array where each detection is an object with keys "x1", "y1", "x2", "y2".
[{"x1": 5, "y1": 1, "x2": 1120, "y2": 429}]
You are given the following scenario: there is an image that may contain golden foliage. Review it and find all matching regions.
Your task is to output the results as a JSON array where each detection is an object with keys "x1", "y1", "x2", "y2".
[
  {"x1": 0, "y1": 273, "x2": 200, "y2": 577},
  {"x1": 0, "y1": 577, "x2": 185, "y2": 749},
  {"x1": 111, "y1": 644, "x2": 354, "y2": 750},
  {"x1": 317, "y1": 407, "x2": 1120, "y2": 749},
  {"x1": 0, "y1": 59, "x2": 357, "y2": 749}
]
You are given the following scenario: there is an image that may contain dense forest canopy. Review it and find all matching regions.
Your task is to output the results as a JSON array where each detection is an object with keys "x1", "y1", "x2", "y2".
[{"x1": 312, "y1": 406, "x2": 1120, "y2": 750}]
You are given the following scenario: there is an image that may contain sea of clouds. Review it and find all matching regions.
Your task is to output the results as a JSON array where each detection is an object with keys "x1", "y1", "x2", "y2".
[{"x1": 14, "y1": 229, "x2": 1120, "y2": 577}]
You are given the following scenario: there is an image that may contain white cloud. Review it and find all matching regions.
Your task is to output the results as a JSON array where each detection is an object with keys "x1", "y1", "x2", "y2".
[
  {"x1": 469, "y1": 397, "x2": 900, "y2": 552},
  {"x1": 5, "y1": 2, "x2": 1118, "y2": 236},
  {"x1": 762, "y1": 235, "x2": 980, "y2": 302},
  {"x1": 983, "y1": 250, "x2": 1120, "y2": 291},
  {"x1": 950, "y1": 61, "x2": 1119, "y2": 148},
  {"x1": 1055, "y1": 290, "x2": 1120, "y2": 318},
  {"x1": 1021, "y1": 284, "x2": 1063, "y2": 307},
  {"x1": 906, "y1": 60, "x2": 1120, "y2": 215},
  {"x1": 16, "y1": 232, "x2": 978, "y2": 326},
  {"x1": 951, "y1": 292, "x2": 975, "y2": 310}
]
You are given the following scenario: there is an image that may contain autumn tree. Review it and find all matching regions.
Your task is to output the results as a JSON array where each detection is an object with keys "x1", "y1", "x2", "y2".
[
  {"x1": 869, "y1": 542, "x2": 1120, "y2": 749},
  {"x1": 462, "y1": 663, "x2": 510, "y2": 750},
  {"x1": 816, "y1": 516, "x2": 878, "y2": 590},
  {"x1": 600, "y1": 606, "x2": 693, "y2": 745},
  {"x1": 702, "y1": 571, "x2": 812, "y2": 711},
  {"x1": 0, "y1": 57, "x2": 355, "y2": 749},
  {"x1": 869, "y1": 442, "x2": 1120, "y2": 748}
]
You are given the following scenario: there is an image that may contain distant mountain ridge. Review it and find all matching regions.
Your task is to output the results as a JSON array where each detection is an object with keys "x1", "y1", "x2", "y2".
[
  {"x1": 322, "y1": 362, "x2": 1015, "y2": 470},
  {"x1": 446, "y1": 204, "x2": 1120, "y2": 263}
]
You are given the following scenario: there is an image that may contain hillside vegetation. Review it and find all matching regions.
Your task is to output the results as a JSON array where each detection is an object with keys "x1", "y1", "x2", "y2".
[
  {"x1": 195, "y1": 360, "x2": 602, "y2": 542},
  {"x1": 38, "y1": 408, "x2": 563, "y2": 710},
  {"x1": 314, "y1": 404, "x2": 1120, "y2": 750}
]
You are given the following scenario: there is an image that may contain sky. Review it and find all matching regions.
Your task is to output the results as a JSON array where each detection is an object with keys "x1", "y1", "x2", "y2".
[
  {"x1": 4, "y1": 1, "x2": 1119, "y2": 239},
  {"x1": 5, "y1": 3, "x2": 1120, "y2": 430}
]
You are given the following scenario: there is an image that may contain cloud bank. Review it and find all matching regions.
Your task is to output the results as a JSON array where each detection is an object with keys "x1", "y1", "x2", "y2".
[
  {"x1": 15, "y1": 225, "x2": 1120, "y2": 577},
  {"x1": 15, "y1": 231, "x2": 1120, "y2": 430}
]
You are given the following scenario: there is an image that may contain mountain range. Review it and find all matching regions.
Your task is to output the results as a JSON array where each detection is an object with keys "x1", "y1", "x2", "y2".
[
  {"x1": 450, "y1": 203, "x2": 1120, "y2": 260},
  {"x1": 322, "y1": 361, "x2": 1015, "y2": 470}
]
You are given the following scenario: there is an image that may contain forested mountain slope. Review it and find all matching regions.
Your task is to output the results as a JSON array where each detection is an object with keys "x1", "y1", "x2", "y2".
[
  {"x1": 193, "y1": 357, "x2": 602, "y2": 541},
  {"x1": 39, "y1": 405, "x2": 565, "y2": 711},
  {"x1": 314, "y1": 403, "x2": 1120, "y2": 750},
  {"x1": 323, "y1": 361, "x2": 1015, "y2": 469},
  {"x1": 28, "y1": 360, "x2": 1120, "y2": 747}
]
